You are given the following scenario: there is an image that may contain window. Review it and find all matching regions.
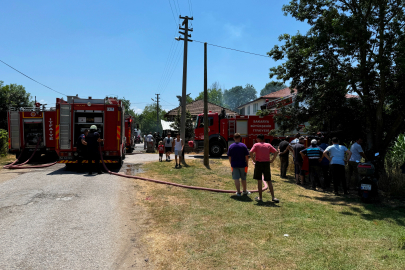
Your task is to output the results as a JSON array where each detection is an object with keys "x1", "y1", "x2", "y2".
[
  {"x1": 198, "y1": 116, "x2": 214, "y2": 128},
  {"x1": 247, "y1": 105, "x2": 251, "y2": 115},
  {"x1": 240, "y1": 108, "x2": 245, "y2": 115},
  {"x1": 253, "y1": 103, "x2": 258, "y2": 113}
]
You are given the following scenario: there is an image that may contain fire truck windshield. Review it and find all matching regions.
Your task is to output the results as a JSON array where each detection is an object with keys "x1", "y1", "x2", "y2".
[{"x1": 195, "y1": 115, "x2": 214, "y2": 128}]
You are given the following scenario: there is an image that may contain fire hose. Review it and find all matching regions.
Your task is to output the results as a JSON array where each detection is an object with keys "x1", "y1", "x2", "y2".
[
  {"x1": 99, "y1": 147, "x2": 269, "y2": 193},
  {"x1": 4, "y1": 137, "x2": 57, "y2": 169}
]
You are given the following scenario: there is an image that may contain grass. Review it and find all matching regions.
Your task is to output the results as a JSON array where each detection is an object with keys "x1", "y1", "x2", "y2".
[
  {"x1": 132, "y1": 157, "x2": 405, "y2": 270},
  {"x1": 0, "y1": 153, "x2": 15, "y2": 168}
]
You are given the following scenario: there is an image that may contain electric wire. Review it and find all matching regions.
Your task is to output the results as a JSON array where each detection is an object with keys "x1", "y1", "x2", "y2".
[
  {"x1": 159, "y1": 44, "x2": 183, "y2": 97},
  {"x1": 0, "y1": 59, "x2": 67, "y2": 96},
  {"x1": 168, "y1": 0, "x2": 178, "y2": 27},
  {"x1": 157, "y1": 36, "x2": 181, "y2": 95},
  {"x1": 192, "y1": 40, "x2": 270, "y2": 58},
  {"x1": 175, "y1": 0, "x2": 181, "y2": 18}
]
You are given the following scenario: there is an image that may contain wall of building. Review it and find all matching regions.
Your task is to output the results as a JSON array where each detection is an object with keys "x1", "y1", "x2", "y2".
[{"x1": 238, "y1": 100, "x2": 266, "y2": 115}]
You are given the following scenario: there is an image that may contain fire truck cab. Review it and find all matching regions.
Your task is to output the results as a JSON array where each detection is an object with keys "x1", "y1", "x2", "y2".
[
  {"x1": 55, "y1": 96, "x2": 126, "y2": 166},
  {"x1": 7, "y1": 103, "x2": 57, "y2": 159}
]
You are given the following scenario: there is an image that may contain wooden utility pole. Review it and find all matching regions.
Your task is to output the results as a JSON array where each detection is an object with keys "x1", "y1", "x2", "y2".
[
  {"x1": 178, "y1": 15, "x2": 193, "y2": 153},
  {"x1": 156, "y1": 93, "x2": 160, "y2": 132},
  {"x1": 204, "y1": 42, "x2": 209, "y2": 167}
]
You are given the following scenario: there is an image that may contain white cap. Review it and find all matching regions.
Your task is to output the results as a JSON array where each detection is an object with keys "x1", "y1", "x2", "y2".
[{"x1": 311, "y1": 139, "x2": 317, "y2": 144}]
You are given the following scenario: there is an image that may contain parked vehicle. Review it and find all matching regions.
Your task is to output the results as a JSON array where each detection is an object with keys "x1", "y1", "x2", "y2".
[
  {"x1": 357, "y1": 153, "x2": 380, "y2": 203},
  {"x1": 7, "y1": 103, "x2": 57, "y2": 160},
  {"x1": 192, "y1": 94, "x2": 307, "y2": 157},
  {"x1": 55, "y1": 96, "x2": 126, "y2": 167},
  {"x1": 124, "y1": 115, "x2": 137, "y2": 153}
]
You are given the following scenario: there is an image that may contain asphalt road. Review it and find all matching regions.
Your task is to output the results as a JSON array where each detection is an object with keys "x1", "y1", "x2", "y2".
[{"x1": 0, "y1": 145, "x2": 152, "y2": 270}]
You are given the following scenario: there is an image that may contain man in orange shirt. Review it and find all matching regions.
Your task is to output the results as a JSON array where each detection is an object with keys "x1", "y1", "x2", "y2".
[{"x1": 250, "y1": 134, "x2": 280, "y2": 203}]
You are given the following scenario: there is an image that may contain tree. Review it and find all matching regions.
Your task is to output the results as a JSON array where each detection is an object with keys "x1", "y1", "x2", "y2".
[
  {"x1": 223, "y1": 84, "x2": 257, "y2": 112},
  {"x1": 260, "y1": 81, "x2": 287, "y2": 96},
  {"x1": 137, "y1": 103, "x2": 166, "y2": 134},
  {"x1": 0, "y1": 81, "x2": 33, "y2": 130},
  {"x1": 119, "y1": 97, "x2": 136, "y2": 118},
  {"x1": 195, "y1": 82, "x2": 225, "y2": 106},
  {"x1": 175, "y1": 93, "x2": 193, "y2": 106},
  {"x1": 268, "y1": 0, "x2": 405, "y2": 171},
  {"x1": 170, "y1": 109, "x2": 194, "y2": 140}
]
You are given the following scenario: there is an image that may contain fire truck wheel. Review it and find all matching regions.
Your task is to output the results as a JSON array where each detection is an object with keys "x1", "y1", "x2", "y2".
[{"x1": 209, "y1": 142, "x2": 224, "y2": 158}]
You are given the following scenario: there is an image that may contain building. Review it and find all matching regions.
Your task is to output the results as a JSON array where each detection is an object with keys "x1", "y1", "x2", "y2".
[
  {"x1": 237, "y1": 87, "x2": 296, "y2": 115},
  {"x1": 165, "y1": 99, "x2": 238, "y2": 121}
]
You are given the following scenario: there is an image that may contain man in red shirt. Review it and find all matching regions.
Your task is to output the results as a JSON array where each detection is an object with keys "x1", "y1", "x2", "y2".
[{"x1": 250, "y1": 134, "x2": 280, "y2": 203}]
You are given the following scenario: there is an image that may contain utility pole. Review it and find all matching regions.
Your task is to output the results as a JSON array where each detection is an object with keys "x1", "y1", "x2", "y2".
[
  {"x1": 204, "y1": 42, "x2": 209, "y2": 167},
  {"x1": 151, "y1": 93, "x2": 160, "y2": 132},
  {"x1": 176, "y1": 15, "x2": 193, "y2": 152}
]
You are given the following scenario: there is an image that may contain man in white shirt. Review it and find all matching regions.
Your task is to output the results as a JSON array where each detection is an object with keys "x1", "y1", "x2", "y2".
[{"x1": 348, "y1": 137, "x2": 367, "y2": 190}]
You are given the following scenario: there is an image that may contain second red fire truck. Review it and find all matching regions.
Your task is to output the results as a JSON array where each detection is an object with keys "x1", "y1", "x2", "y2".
[
  {"x1": 55, "y1": 96, "x2": 126, "y2": 166},
  {"x1": 193, "y1": 94, "x2": 307, "y2": 157}
]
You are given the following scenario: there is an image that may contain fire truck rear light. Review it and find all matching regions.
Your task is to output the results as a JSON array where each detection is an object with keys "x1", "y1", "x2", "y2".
[{"x1": 106, "y1": 151, "x2": 119, "y2": 156}]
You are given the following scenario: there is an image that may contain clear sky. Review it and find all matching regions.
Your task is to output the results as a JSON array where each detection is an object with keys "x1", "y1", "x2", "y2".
[{"x1": 1, "y1": 0, "x2": 309, "y2": 113}]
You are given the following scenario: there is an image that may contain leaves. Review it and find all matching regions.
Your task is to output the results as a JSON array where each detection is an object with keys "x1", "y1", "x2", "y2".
[{"x1": 223, "y1": 84, "x2": 257, "y2": 112}]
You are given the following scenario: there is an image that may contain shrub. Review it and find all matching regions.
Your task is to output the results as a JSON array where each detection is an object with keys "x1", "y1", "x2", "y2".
[{"x1": 0, "y1": 129, "x2": 8, "y2": 156}]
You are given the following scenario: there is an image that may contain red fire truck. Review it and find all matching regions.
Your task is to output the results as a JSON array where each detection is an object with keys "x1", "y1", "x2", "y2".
[
  {"x1": 125, "y1": 115, "x2": 136, "y2": 153},
  {"x1": 55, "y1": 96, "x2": 126, "y2": 166},
  {"x1": 193, "y1": 93, "x2": 307, "y2": 157},
  {"x1": 7, "y1": 103, "x2": 57, "y2": 159}
]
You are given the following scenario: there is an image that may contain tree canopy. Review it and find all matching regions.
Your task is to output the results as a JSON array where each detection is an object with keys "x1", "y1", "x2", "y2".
[
  {"x1": 194, "y1": 82, "x2": 225, "y2": 107},
  {"x1": 0, "y1": 81, "x2": 33, "y2": 130},
  {"x1": 223, "y1": 84, "x2": 257, "y2": 112},
  {"x1": 119, "y1": 97, "x2": 136, "y2": 118},
  {"x1": 136, "y1": 103, "x2": 166, "y2": 134},
  {"x1": 268, "y1": 0, "x2": 405, "y2": 167},
  {"x1": 260, "y1": 81, "x2": 287, "y2": 96}
]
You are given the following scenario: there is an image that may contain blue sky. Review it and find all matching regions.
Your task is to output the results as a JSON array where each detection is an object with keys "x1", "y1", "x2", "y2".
[{"x1": 1, "y1": 0, "x2": 309, "y2": 113}]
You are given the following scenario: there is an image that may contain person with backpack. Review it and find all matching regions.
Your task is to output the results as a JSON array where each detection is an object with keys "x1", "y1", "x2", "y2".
[{"x1": 163, "y1": 133, "x2": 173, "y2": 162}]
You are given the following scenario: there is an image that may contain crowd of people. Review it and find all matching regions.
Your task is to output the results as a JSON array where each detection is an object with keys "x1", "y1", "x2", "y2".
[{"x1": 227, "y1": 132, "x2": 367, "y2": 203}]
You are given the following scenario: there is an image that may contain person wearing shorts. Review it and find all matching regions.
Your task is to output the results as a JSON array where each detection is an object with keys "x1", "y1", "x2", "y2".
[
  {"x1": 163, "y1": 133, "x2": 173, "y2": 161},
  {"x1": 227, "y1": 133, "x2": 250, "y2": 196},
  {"x1": 250, "y1": 134, "x2": 279, "y2": 203},
  {"x1": 173, "y1": 133, "x2": 184, "y2": 168},
  {"x1": 158, "y1": 141, "x2": 164, "y2": 162}
]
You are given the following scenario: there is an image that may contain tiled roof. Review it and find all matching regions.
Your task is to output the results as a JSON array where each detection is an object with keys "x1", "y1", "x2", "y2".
[
  {"x1": 262, "y1": 87, "x2": 296, "y2": 98},
  {"x1": 165, "y1": 99, "x2": 238, "y2": 117}
]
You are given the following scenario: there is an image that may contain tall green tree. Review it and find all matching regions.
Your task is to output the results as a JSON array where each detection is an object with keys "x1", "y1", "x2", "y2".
[
  {"x1": 0, "y1": 81, "x2": 33, "y2": 130},
  {"x1": 223, "y1": 84, "x2": 257, "y2": 112},
  {"x1": 175, "y1": 93, "x2": 193, "y2": 106},
  {"x1": 119, "y1": 97, "x2": 136, "y2": 118},
  {"x1": 195, "y1": 82, "x2": 225, "y2": 106},
  {"x1": 170, "y1": 109, "x2": 194, "y2": 140},
  {"x1": 268, "y1": 0, "x2": 405, "y2": 171},
  {"x1": 137, "y1": 103, "x2": 166, "y2": 134},
  {"x1": 260, "y1": 81, "x2": 287, "y2": 96}
]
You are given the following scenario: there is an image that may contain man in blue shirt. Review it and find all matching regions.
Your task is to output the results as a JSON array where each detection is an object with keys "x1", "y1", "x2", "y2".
[
  {"x1": 227, "y1": 133, "x2": 250, "y2": 197},
  {"x1": 322, "y1": 137, "x2": 352, "y2": 195},
  {"x1": 300, "y1": 139, "x2": 324, "y2": 190}
]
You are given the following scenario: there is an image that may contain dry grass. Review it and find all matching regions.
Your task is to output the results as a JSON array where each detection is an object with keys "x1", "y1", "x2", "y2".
[
  {"x1": 0, "y1": 153, "x2": 15, "y2": 168},
  {"x1": 131, "y1": 157, "x2": 405, "y2": 270}
]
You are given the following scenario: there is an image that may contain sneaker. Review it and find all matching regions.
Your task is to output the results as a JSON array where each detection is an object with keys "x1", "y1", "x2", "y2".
[
  {"x1": 178, "y1": 164, "x2": 182, "y2": 168},
  {"x1": 242, "y1": 191, "x2": 251, "y2": 196},
  {"x1": 255, "y1": 197, "x2": 263, "y2": 202},
  {"x1": 235, "y1": 192, "x2": 242, "y2": 197},
  {"x1": 168, "y1": 156, "x2": 170, "y2": 160},
  {"x1": 272, "y1": 198, "x2": 280, "y2": 203},
  {"x1": 175, "y1": 164, "x2": 178, "y2": 168}
]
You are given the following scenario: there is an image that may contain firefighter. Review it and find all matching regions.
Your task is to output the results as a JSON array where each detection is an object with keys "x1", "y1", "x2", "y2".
[
  {"x1": 78, "y1": 129, "x2": 89, "y2": 170},
  {"x1": 86, "y1": 125, "x2": 104, "y2": 175}
]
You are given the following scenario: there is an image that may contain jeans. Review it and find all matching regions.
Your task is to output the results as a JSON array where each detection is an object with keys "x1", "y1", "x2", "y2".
[
  {"x1": 330, "y1": 164, "x2": 347, "y2": 194},
  {"x1": 347, "y1": 161, "x2": 360, "y2": 189},
  {"x1": 309, "y1": 165, "x2": 323, "y2": 188},
  {"x1": 279, "y1": 155, "x2": 289, "y2": 177}
]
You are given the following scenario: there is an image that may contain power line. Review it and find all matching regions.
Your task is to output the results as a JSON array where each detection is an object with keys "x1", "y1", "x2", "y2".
[
  {"x1": 193, "y1": 40, "x2": 270, "y2": 58},
  {"x1": 0, "y1": 59, "x2": 67, "y2": 96},
  {"x1": 188, "y1": 0, "x2": 194, "y2": 17},
  {"x1": 168, "y1": 0, "x2": 178, "y2": 27},
  {"x1": 175, "y1": 0, "x2": 181, "y2": 17},
  {"x1": 160, "y1": 98, "x2": 177, "y2": 107}
]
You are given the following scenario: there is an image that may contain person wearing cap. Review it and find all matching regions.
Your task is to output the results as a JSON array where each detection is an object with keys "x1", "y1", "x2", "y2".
[
  {"x1": 322, "y1": 137, "x2": 352, "y2": 195},
  {"x1": 300, "y1": 139, "x2": 325, "y2": 190},
  {"x1": 86, "y1": 125, "x2": 104, "y2": 175},
  {"x1": 250, "y1": 134, "x2": 279, "y2": 203},
  {"x1": 278, "y1": 136, "x2": 290, "y2": 178},
  {"x1": 291, "y1": 136, "x2": 306, "y2": 185}
]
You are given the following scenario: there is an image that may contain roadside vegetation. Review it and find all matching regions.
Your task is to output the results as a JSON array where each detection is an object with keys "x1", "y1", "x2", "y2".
[{"x1": 133, "y1": 159, "x2": 405, "y2": 270}]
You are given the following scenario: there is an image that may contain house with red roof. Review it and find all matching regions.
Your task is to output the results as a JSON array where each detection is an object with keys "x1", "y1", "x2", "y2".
[{"x1": 237, "y1": 87, "x2": 296, "y2": 115}]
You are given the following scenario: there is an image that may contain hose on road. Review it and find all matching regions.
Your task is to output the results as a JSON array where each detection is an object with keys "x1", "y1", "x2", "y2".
[
  {"x1": 4, "y1": 138, "x2": 57, "y2": 169},
  {"x1": 100, "y1": 147, "x2": 268, "y2": 194}
]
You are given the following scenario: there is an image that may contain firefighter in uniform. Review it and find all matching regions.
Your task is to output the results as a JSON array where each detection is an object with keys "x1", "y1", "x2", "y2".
[
  {"x1": 77, "y1": 129, "x2": 89, "y2": 171},
  {"x1": 86, "y1": 125, "x2": 104, "y2": 175}
]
